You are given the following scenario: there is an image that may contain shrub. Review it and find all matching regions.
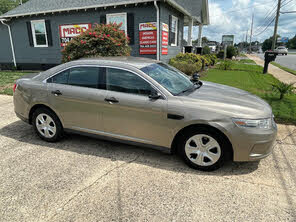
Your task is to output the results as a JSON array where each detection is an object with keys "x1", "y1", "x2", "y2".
[
  {"x1": 217, "y1": 61, "x2": 233, "y2": 70},
  {"x1": 203, "y1": 46, "x2": 211, "y2": 55},
  {"x1": 61, "y1": 23, "x2": 131, "y2": 62},
  {"x1": 226, "y1": 46, "x2": 238, "y2": 59},
  {"x1": 271, "y1": 81, "x2": 295, "y2": 100},
  {"x1": 169, "y1": 53, "x2": 202, "y2": 75},
  {"x1": 217, "y1": 50, "x2": 225, "y2": 59},
  {"x1": 204, "y1": 54, "x2": 217, "y2": 66}
]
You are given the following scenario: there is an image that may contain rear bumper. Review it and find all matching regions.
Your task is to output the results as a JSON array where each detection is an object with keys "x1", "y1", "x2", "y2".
[{"x1": 15, "y1": 112, "x2": 29, "y2": 124}]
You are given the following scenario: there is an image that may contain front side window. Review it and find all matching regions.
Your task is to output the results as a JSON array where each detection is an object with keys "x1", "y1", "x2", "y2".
[
  {"x1": 31, "y1": 20, "x2": 48, "y2": 47},
  {"x1": 49, "y1": 70, "x2": 69, "y2": 84},
  {"x1": 47, "y1": 67, "x2": 100, "y2": 89},
  {"x1": 106, "y1": 68, "x2": 152, "y2": 96},
  {"x1": 170, "y1": 16, "x2": 178, "y2": 46},
  {"x1": 106, "y1": 13, "x2": 127, "y2": 34},
  {"x1": 141, "y1": 63, "x2": 193, "y2": 95}
]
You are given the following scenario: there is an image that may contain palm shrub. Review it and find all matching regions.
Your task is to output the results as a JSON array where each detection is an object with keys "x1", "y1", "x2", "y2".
[
  {"x1": 271, "y1": 81, "x2": 295, "y2": 100},
  {"x1": 169, "y1": 53, "x2": 202, "y2": 75},
  {"x1": 62, "y1": 23, "x2": 131, "y2": 62}
]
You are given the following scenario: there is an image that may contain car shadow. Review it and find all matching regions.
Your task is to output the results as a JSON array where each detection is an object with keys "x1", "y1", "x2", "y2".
[{"x1": 0, "y1": 120, "x2": 259, "y2": 176}]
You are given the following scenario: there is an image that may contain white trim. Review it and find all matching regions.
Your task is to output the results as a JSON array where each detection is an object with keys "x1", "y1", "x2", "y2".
[
  {"x1": 154, "y1": 1, "x2": 160, "y2": 60},
  {"x1": 31, "y1": 20, "x2": 48, "y2": 47},
  {"x1": 171, "y1": 15, "x2": 178, "y2": 47},
  {"x1": 106, "y1": 12, "x2": 127, "y2": 35}
]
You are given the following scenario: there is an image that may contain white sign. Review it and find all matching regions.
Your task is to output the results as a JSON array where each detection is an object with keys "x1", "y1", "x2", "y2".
[
  {"x1": 59, "y1": 23, "x2": 92, "y2": 46},
  {"x1": 139, "y1": 22, "x2": 157, "y2": 31}
]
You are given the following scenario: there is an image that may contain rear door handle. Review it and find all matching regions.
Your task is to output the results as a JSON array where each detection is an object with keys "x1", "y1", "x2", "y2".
[
  {"x1": 104, "y1": 97, "x2": 119, "y2": 104},
  {"x1": 51, "y1": 90, "x2": 62, "y2": 96}
]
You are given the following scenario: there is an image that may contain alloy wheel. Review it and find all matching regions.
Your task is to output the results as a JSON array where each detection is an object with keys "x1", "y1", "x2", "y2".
[
  {"x1": 185, "y1": 134, "x2": 221, "y2": 166},
  {"x1": 36, "y1": 113, "x2": 56, "y2": 138}
]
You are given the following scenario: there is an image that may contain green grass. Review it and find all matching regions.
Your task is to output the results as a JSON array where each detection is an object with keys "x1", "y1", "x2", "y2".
[
  {"x1": 271, "y1": 62, "x2": 296, "y2": 76},
  {"x1": 0, "y1": 71, "x2": 33, "y2": 95},
  {"x1": 202, "y1": 62, "x2": 296, "y2": 124}
]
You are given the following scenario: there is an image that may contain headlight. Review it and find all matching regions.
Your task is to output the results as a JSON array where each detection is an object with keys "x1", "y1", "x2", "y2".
[{"x1": 232, "y1": 118, "x2": 272, "y2": 129}]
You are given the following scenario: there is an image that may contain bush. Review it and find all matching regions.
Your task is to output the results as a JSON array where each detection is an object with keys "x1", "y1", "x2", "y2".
[
  {"x1": 204, "y1": 54, "x2": 217, "y2": 66},
  {"x1": 203, "y1": 46, "x2": 211, "y2": 55},
  {"x1": 62, "y1": 23, "x2": 131, "y2": 62},
  {"x1": 169, "y1": 53, "x2": 202, "y2": 75},
  {"x1": 226, "y1": 46, "x2": 238, "y2": 59},
  {"x1": 217, "y1": 61, "x2": 233, "y2": 70},
  {"x1": 217, "y1": 50, "x2": 225, "y2": 59},
  {"x1": 271, "y1": 81, "x2": 295, "y2": 100}
]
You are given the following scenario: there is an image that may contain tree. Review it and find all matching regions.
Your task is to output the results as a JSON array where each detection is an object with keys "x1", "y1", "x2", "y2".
[
  {"x1": 62, "y1": 23, "x2": 131, "y2": 62},
  {"x1": 0, "y1": 0, "x2": 30, "y2": 15},
  {"x1": 287, "y1": 35, "x2": 296, "y2": 49},
  {"x1": 262, "y1": 35, "x2": 280, "y2": 52},
  {"x1": 0, "y1": 0, "x2": 17, "y2": 15}
]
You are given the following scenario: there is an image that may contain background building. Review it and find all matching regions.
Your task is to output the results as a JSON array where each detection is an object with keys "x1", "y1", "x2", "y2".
[{"x1": 0, "y1": 0, "x2": 209, "y2": 70}]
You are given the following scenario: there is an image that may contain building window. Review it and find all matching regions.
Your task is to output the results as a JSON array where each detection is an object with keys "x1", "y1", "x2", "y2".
[
  {"x1": 31, "y1": 20, "x2": 48, "y2": 47},
  {"x1": 106, "y1": 13, "x2": 127, "y2": 34},
  {"x1": 170, "y1": 16, "x2": 178, "y2": 46}
]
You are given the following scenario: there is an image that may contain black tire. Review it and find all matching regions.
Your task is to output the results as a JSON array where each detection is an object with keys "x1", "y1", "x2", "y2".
[
  {"x1": 32, "y1": 107, "x2": 63, "y2": 142},
  {"x1": 178, "y1": 127, "x2": 229, "y2": 171}
]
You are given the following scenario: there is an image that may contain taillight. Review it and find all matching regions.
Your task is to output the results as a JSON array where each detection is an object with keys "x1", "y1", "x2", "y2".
[{"x1": 13, "y1": 83, "x2": 17, "y2": 93}]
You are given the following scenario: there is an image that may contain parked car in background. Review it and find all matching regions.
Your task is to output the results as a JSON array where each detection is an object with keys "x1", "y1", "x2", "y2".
[
  {"x1": 13, "y1": 57, "x2": 277, "y2": 171},
  {"x1": 275, "y1": 46, "x2": 288, "y2": 55}
]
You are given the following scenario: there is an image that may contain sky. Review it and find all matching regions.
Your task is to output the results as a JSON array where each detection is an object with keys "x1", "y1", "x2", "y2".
[{"x1": 185, "y1": 0, "x2": 296, "y2": 43}]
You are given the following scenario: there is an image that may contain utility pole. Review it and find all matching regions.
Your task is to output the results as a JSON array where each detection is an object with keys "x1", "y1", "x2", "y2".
[
  {"x1": 249, "y1": 13, "x2": 254, "y2": 53},
  {"x1": 272, "y1": 0, "x2": 281, "y2": 50}
]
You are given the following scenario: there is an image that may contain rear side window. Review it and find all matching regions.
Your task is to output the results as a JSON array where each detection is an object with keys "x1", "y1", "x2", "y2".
[
  {"x1": 68, "y1": 67, "x2": 99, "y2": 89},
  {"x1": 106, "y1": 68, "x2": 152, "y2": 95},
  {"x1": 47, "y1": 67, "x2": 102, "y2": 89}
]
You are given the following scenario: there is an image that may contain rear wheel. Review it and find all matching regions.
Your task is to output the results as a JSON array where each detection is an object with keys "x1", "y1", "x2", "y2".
[
  {"x1": 32, "y1": 108, "x2": 63, "y2": 142},
  {"x1": 178, "y1": 127, "x2": 228, "y2": 171}
]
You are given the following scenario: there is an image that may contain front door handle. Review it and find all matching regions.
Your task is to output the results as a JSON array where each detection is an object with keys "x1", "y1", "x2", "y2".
[
  {"x1": 51, "y1": 90, "x2": 62, "y2": 96},
  {"x1": 104, "y1": 97, "x2": 119, "y2": 104}
]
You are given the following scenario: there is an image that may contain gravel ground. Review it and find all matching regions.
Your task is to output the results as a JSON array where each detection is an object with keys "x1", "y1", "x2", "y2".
[{"x1": 0, "y1": 95, "x2": 296, "y2": 222}]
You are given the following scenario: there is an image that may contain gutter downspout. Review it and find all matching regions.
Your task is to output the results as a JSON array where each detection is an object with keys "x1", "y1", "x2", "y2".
[
  {"x1": 154, "y1": 1, "x2": 160, "y2": 61},
  {"x1": 0, "y1": 19, "x2": 16, "y2": 68}
]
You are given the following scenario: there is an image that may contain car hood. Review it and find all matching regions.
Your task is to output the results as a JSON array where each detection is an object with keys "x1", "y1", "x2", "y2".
[{"x1": 179, "y1": 81, "x2": 272, "y2": 118}]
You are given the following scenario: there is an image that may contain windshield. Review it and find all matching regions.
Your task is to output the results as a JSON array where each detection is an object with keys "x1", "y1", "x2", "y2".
[{"x1": 140, "y1": 63, "x2": 194, "y2": 95}]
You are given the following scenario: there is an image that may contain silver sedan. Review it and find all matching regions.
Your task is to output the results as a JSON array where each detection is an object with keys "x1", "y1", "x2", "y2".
[{"x1": 13, "y1": 57, "x2": 277, "y2": 171}]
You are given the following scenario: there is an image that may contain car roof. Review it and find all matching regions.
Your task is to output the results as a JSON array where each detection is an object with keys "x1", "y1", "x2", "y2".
[
  {"x1": 35, "y1": 56, "x2": 160, "y2": 81},
  {"x1": 77, "y1": 56, "x2": 160, "y2": 69}
]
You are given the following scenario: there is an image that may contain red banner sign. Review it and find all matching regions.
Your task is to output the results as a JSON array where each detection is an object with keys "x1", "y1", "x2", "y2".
[
  {"x1": 162, "y1": 23, "x2": 169, "y2": 55},
  {"x1": 139, "y1": 22, "x2": 157, "y2": 55}
]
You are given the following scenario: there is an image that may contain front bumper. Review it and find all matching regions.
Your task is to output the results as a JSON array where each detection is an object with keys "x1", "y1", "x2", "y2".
[{"x1": 230, "y1": 121, "x2": 277, "y2": 162}]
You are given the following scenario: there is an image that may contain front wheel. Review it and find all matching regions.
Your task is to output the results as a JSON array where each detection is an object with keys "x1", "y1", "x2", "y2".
[
  {"x1": 178, "y1": 127, "x2": 228, "y2": 171},
  {"x1": 32, "y1": 108, "x2": 63, "y2": 142}
]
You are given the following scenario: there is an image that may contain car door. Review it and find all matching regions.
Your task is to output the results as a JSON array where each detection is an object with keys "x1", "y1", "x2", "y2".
[
  {"x1": 47, "y1": 66, "x2": 107, "y2": 132},
  {"x1": 101, "y1": 67, "x2": 170, "y2": 147}
]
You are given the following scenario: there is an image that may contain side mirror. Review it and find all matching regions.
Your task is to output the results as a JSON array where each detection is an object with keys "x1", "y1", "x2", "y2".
[
  {"x1": 149, "y1": 90, "x2": 162, "y2": 100},
  {"x1": 191, "y1": 73, "x2": 200, "y2": 83}
]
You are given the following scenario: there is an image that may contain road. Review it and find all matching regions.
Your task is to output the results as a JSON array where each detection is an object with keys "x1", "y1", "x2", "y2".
[
  {"x1": 257, "y1": 53, "x2": 296, "y2": 71},
  {"x1": 1, "y1": 95, "x2": 296, "y2": 221}
]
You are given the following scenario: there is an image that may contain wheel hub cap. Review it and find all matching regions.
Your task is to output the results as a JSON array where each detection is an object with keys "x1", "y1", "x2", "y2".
[
  {"x1": 185, "y1": 134, "x2": 221, "y2": 166},
  {"x1": 36, "y1": 114, "x2": 56, "y2": 138}
]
